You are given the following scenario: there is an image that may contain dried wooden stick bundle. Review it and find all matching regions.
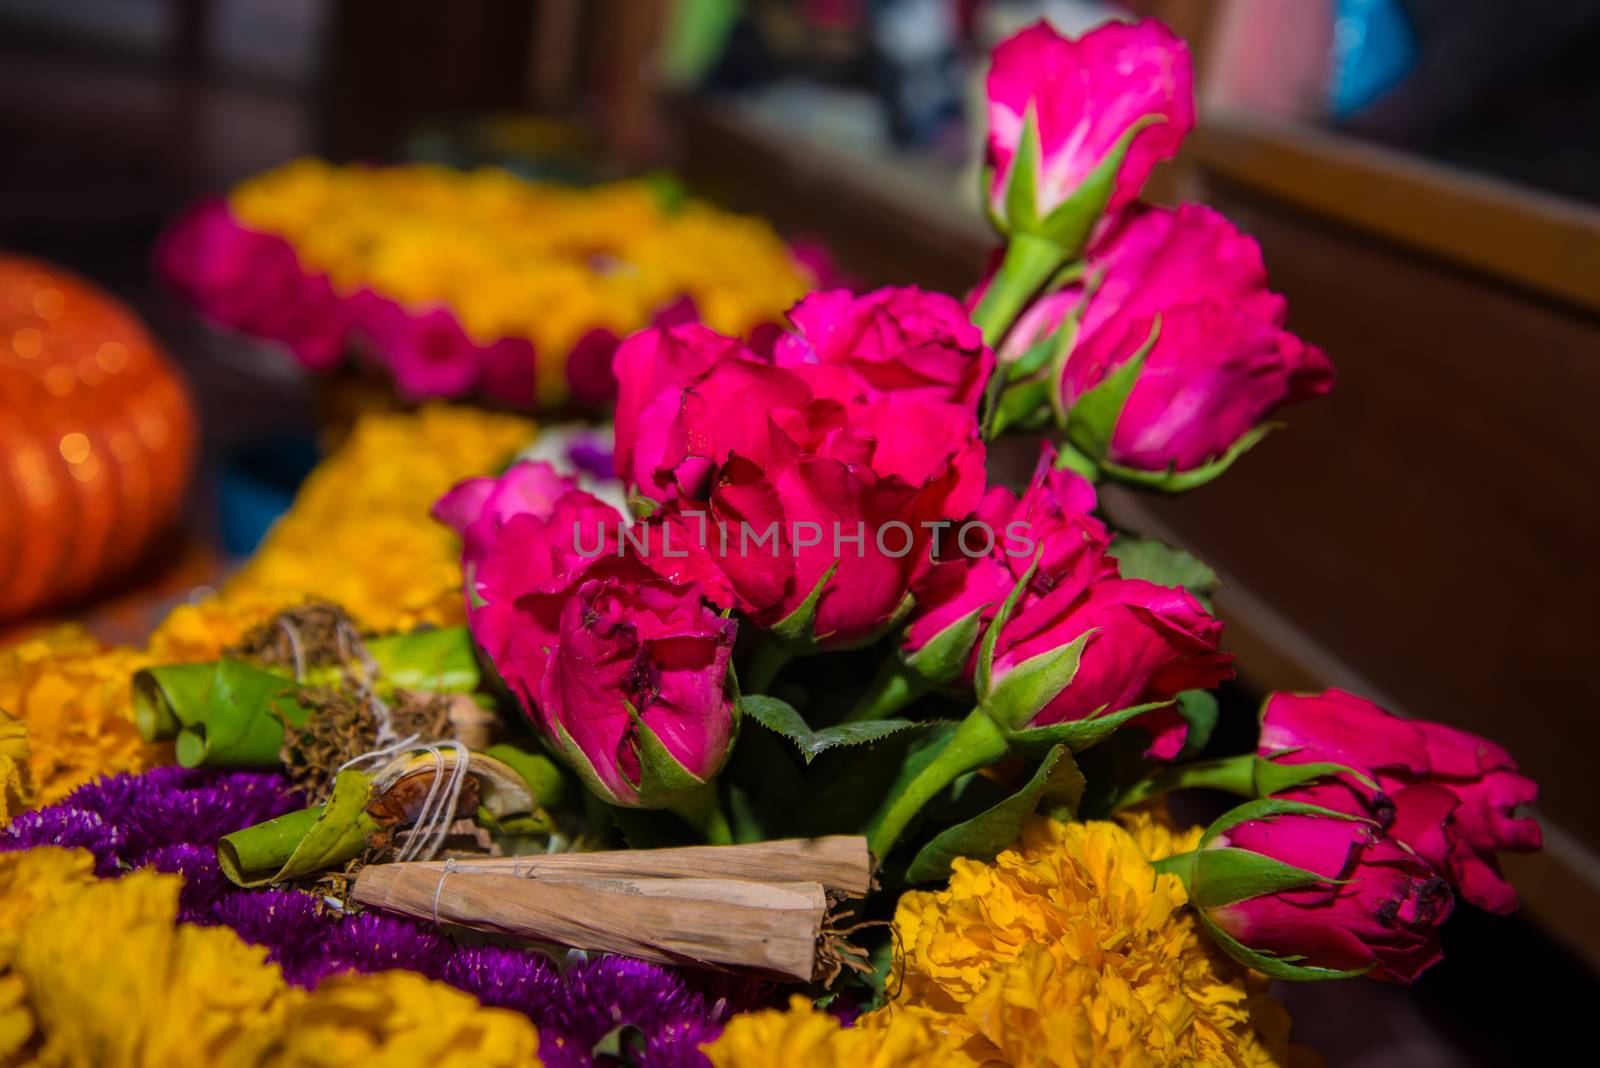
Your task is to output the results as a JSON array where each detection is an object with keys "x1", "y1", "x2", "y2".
[
  {"x1": 407, "y1": 836, "x2": 873, "y2": 897},
  {"x1": 352, "y1": 866, "x2": 828, "y2": 981}
]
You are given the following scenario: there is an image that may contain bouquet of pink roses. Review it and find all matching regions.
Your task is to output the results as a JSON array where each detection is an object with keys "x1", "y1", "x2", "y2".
[{"x1": 435, "y1": 16, "x2": 1540, "y2": 990}]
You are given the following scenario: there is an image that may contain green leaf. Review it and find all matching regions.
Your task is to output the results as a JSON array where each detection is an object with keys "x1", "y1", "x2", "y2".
[
  {"x1": 1064, "y1": 316, "x2": 1160, "y2": 463},
  {"x1": 485, "y1": 742, "x2": 569, "y2": 809},
  {"x1": 1190, "y1": 845, "x2": 1327, "y2": 909},
  {"x1": 217, "y1": 770, "x2": 377, "y2": 887},
  {"x1": 132, "y1": 662, "x2": 215, "y2": 742},
  {"x1": 1173, "y1": 690, "x2": 1220, "y2": 759},
  {"x1": 904, "y1": 603, "x2": 989, "y2": 688},
  {"x1": 770, "y1": 561, "x2": 839, "y2": 648},
  {"x1": 1108, "y1": 536, "x2": 1220, "y2": 608},
  {"x1": 982, "y1": 631, "x2": 1092, "y2": 733},
  {"x1": 1036, "y1": 115, "x2": 1163, "y2": 256},
  {"x1": 1198, "y1": 910, "x2": 1370, "y2": 981},
  {"x1": 1100, "y1": 423, "x2": 1277, "y2": 494},
  {"x1": 175, "y1": 659, "x2": 312, "y2": 768},
  {"x1": 742, "y1": 695, "x2": 922, "y2": 765},
  {"x1": 365, "y1": 626, "x2": 480, "y2": 693},
  {"x1": 904, "y1": 744, "x2": 1085, "y2": 883}
]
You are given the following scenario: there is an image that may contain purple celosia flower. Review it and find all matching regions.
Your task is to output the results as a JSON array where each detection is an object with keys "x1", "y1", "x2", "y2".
[{"x1": 8, "y1": 766, "x2": 752, "y2": 1063}]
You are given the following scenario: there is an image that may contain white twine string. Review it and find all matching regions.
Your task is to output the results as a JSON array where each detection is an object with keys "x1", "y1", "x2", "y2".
[
  {"x1": 334, "y1": 732, "x2": 422, "y2": 775},
  {"x1": 395, "y1": 741, "x2": 471, "y2": 864},
  {"x1": 277, "y1": 618, "x2": 307, "y2": 681},
  {"x1": 431, "y1": 857, "x2": 459, "y2": 926}
]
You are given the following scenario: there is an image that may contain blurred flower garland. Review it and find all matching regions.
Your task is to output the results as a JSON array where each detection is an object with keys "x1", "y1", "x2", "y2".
[
  {"x1": 158, "y1": 161, "x2": 820, "y2": 408},
  {"x1": 0, "y1": 405, "x2": 533, "y2": 808}
]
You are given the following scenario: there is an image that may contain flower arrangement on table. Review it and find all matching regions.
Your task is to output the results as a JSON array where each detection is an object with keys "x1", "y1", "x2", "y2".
[
  {"x1": 1, "y1": 16, "x2": 1545, "y2": 1068},
  {"x1": 155, "y1": 160, "x2": 825, "y2": 410}
]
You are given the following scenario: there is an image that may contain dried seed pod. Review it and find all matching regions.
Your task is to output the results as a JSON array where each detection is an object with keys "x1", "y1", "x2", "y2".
[{"x1": 368, "y1": 749, "x2": 534, "y2": 821}]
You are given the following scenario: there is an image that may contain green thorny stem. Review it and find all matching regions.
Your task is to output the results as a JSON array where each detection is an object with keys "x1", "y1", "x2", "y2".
[
  {"x1": 840, "y1": 656, "x2": 926, "y2": 723},
  {"x1": 973, "y1": 231, "x2": 1075, "y2": 440},
  {"x1": 867, "y1": 707, "x2": 1009, "y2": 862},
  {"x1": 668, "y1": 782, "x2": 734, "y2": 845},
  {"x1": 740, "y1": 632, "x2": 794, "y2": 695}
]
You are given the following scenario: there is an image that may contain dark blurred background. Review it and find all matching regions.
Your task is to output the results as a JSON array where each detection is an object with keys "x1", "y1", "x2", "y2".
[{"x1": 2, "y1": 2, "x2": 1597, "y2": 1061}]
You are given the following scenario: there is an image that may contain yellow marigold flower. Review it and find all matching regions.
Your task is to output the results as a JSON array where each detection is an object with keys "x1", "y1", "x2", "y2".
[
  {"x1": 264, "y1": 971, "x2": 541, "y2": 1068},
  {"x1": 0, "y1": 710, "x2": 32, "y2": 823},
  {"x1": 0, "y1": 407, "x2": 531, "y2": 812},
  {"x1": 1117, "y1": 802, "x2": 1204, "y2": 861},
  {"x1": 875, "y1": 818, "x2": 1312, "y2": 1067},
  {"x1": 0, "y1": 628, "x2": 157, "y2": 806},
  {"x1": 702, "y1": 994, "x2": 977, "y2": 1068},
  {"x1": 1, "y1": 854, "x2": 542, "y2": 1068}
]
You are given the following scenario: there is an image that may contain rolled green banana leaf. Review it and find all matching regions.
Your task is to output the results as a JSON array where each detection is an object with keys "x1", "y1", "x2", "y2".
[
  {"x1": 133, "y1": 627, "x2": 481, "y2": 768},
  {"x1": 217, "y1": 770, "x2": 379, "y2": 887}
]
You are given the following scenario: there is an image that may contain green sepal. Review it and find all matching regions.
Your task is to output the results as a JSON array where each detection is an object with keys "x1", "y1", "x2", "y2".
[
  {"x1": 769, "y1": 561, "x2": 839, "y2": 649},
  {"x1": 1005, "y1": 698, "x2": 1173, "y2": 755},
  {"x1": 216, "y1": 769, "x2": 377, "y2": 887},
  {"x1": 1034, "y1": 116, "x2": 1163, "y2": 254},
  {"x1": 1254, "y1": 757, "x2": 1378, "y2": 797},
  {"x1": 981, "y1": 631, "x2": 1092, "y2": 733},
  {"x1": 1190, "y1": 846, "x2": 1329, "y2": 910},
  {"x1": 1197, "y1": 909, "x2": 1371, "y2": 982},
  {"x1": 1100, "y1": 423, "x2": 1278, "y2": 493},
  {"x1": 1001, "y1": 103, "x2": 1044, "y2": 233},
  {"x1": 1200, "y1": 797, "x2": 1370, "y2": 849},
  {"x1": 1108, "y1": 536, "x2": 1220, "y2": 609},
  {"x1": 905, "y1": 603, "x2": 989, "y2": 689},
  {"x1": 624, "y1": 703, "x2": 723, "y2": 808},
  {"x1": 1172, "y1": 690, "x2": 1220, "y2": 759},
  {"x1": 742, "y1": 695, "x2": 925, "y2": 765},
  {"x1": 1064, "y1": 316, "x2": 1159, "y2": 464},
  {"x1": 976, "y1": 557, "x2": 1038, "y2": 700},
  {"x1": 904, "y1": 743, "x2": 1085, "y2": 883},
  {"x1": 627, "y1": 494, "x2": 660, "y2": 520}
]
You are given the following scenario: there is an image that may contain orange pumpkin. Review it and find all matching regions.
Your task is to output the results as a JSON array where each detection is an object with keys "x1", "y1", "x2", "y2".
[{"x1": 0, "y1": 254, "x2": 197, "y2": 623}]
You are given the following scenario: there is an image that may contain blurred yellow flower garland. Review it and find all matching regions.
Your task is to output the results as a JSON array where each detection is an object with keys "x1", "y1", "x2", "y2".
[
  {"x1": 0, "y1": 406, "x2": 1307, "y2": 1066},
  {"x1": 0, "y1": 405, "x2": 534, "y2": 809},
  {"x1": 229, "y1": 161, "x2": 815, "y2": 403}
]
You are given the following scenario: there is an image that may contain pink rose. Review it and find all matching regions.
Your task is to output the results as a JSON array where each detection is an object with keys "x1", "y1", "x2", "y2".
[
  {"x1": 435, "y1": 463, "x2": 737, "y2": 808},
  {"x1": 899, "y1": 446, "x2": 1227, "y2": 754},
  {"x1": 645, "y1": 389, "x2": 985, "y2": 650},
  {"x1": 986, "y1": 19, "x2": 1193, "y2": 229},
  {"x1": 1202, "y1": 811, "x2": 1452, "y2": 984},
  {"x1": 536, "y1": 564, "x2": 738, "y2": 807},
  {"x1": 156, "y1": 199, "x2": 347, "y2": 371},
  {"x1": 772, "y1": 287, "x2": 994, "y2": 408},
  {"x1": 1258, "y1": 689, "x2": 1542, "y2": 914},
  {"x1": 432, "y1": 461, "x2": 622, "y2": 673},
  {"x1": 997, "y1": 204, "x2": 1332, "y2": 480},
  {"x1": 612, "y1": 323, "x2": 768, "y2": 499}
]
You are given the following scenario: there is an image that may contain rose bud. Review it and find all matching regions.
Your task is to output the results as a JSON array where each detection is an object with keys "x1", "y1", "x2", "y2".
[
  {"x1": 1258, "y1": 689, "x2": 1542, "y2": 914},
  {"x1": 535, "y1": 563, "x2": 739, "y2": 813},
  {"x1": 1173, "y1": 801, "x2": 1453, "y2": 984},
  {"x1": 992, "y1": 204, "x2": 1333, "y2": 488},
  {"x1": 770, "y1": 286, "x2": 995, "y2": 408},
  {"x1": 432, "y1": 461, "x2": 624, "y2": 674},
  {"x1": 985, "y1": 19, "x2": 1193, "y2": 250},
  {"x1": 863, "y1": 446, "x2": 1230, "y2": 861}
]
